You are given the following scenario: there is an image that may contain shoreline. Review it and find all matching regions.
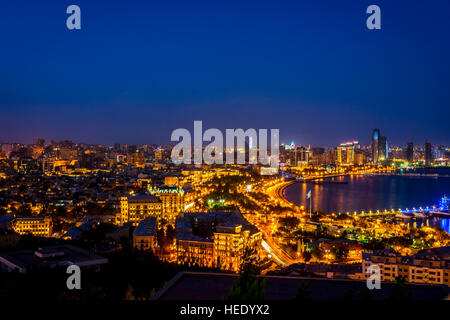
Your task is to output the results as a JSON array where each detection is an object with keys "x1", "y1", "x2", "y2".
[{"x1": 280, "y1": 175, "x2": 448, "y2": 216}]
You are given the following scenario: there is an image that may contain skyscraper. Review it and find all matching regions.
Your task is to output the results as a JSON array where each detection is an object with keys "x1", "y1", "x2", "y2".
[
  {"x1": 406, "y1": 142, "x2": 414, "y2": 164},
  {"x1": 425, "y1": 142, "x2": 433, "y2": 167},
  {"x1": 337, "y1": 141, "x2": 359, "y2": 165},
  {"x1": 294, "y1": 146, "x2": 310, "y2": 166},
  {"x1": 378, "y1": 136, "x2": 388, "y2": 162},
  {"x1": 371, "y1": 129, "x2": 388, "y2": 164},
  {"x1": 371, "y1": 128, "x2": 380, "y2": 163}
]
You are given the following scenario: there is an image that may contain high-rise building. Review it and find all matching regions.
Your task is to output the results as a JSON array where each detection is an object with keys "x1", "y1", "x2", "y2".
[
  {"x1": 155, "y1": 147, "x2": 164, "y2": 162},
  {"x1": 406, "y1": 142, "x2": 414, "y2": 164},
  {"x1": 378, "y1": 136, "x2": 388, "y2": 162},
  {"x1": 371, "y1": 129, "x2": 380, "y2": 163},
  {"x1": 425, "y1": 142, "x2": 433, "y2": 167},
  {"x1": 294, "y1": 146, "x2": 310, "y2": 166},
  {"x1": 337, "y1": 141, "x2": 359, "y2": 165},
  {"x1": 371, "y1": 129, "x2": 388, "y2": 163},
  {"x1": 354, "y1": 150, "x2": 366, "y2": 165}
]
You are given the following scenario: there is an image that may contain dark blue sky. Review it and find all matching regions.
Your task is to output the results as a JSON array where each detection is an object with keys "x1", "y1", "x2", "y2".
[{"x1": 1, "y1": 0, "x2": 449, "y2": 147}]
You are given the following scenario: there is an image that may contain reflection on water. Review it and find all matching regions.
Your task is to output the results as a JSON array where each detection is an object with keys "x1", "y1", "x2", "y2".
[
  {"x1": 285, "y1": 174, "x2": 450, "y2": 213},
  {"x1": 440, "y1": 218, "x2": 450, "y2": 233},
  {"x1": 405, "y1": 218, "x2": 450, "y2": 234},
  {"x1": 284, "y1": 172, "x2": 450, "y2": 233}
]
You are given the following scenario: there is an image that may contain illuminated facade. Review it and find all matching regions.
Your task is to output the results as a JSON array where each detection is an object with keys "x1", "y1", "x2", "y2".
[
  {"x1": 319, "y1": 238, "x2": 362, "y2": 261},
  {"x1": 175, "y1": 211, "x2": 262, "y2": 271},
  {"x1": 294, "y1": 146, "x2": 311, "y2": 167},
  {"x1": 337, "y1": 141, "x2": 359, "y2": 165},
  {"x1": 406, "y1": 142, "x2": 414, "y2": 164},
  {"x1": 372, "y1": 128, "x2": 388, "y2": 163},
  {"x1": 12, "y1": 216, "x2": 52, "y2": 237},
  {"x1": 127, "y1": 152, "x2": 146, "y2": 167},
  {"x1": 372, "y1": 128, "x2": 380, "y2": 163},
  {"x1": 425, "y1": 142, "x2": 433, "y2": 167},
  {"x1": 164, "y1": 175, "x2": 181, "y2": 187},
  {"x1": 148, "y1": 185, "x2": 186, "y2": 221},
  {"x1": 133, "y1": 216, "x2": 158, "y2": 251},
  {"x1": 358, "y1": 248, "x2": 450, "y2": 286},
  {"x1": 119, "y1": 193, "x2": 162, "y2": 226}
]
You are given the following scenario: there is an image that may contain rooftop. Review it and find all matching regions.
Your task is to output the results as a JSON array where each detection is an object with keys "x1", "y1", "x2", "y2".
[
  {"x1": 133, "y1": 216, "x2": 157, "y2": 237},
  {"x1": 152, "y1": 272, "x2": 450, "y2": 300},
  {"x1": 175, "y1": 211, "x2": 259, "y2": 242},
  {"x1": 122, "y1": 193, "x2": 161, "y2": 202},
  {"x1": 0, "y1": 244, "x2": 108, "y2": 273}
]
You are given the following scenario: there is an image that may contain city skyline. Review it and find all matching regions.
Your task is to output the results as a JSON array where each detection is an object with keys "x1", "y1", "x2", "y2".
[
  {"x1": 0, "y1": 131, "x2": 448, "y2": 150},
  {"x1": 1, "y1": 0, "x2": 450, "y2": 146},
  {"x1": 2, "y1": 0, "x2": 450, "y2": 306}
]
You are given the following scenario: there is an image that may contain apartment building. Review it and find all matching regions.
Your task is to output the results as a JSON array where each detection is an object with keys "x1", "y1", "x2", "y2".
[
  {"x1": 119, "y1": 193, "x2": 162, "y2": 226},
  {"x1": 12, "y1": 216, "x2": 52, "y2": 237},
  {"x1": 175, "y1": 211, "x2": 262, "y2": 272},
  {"x1": 358, "y1": 247, "x2": 450, "y2": 286}
]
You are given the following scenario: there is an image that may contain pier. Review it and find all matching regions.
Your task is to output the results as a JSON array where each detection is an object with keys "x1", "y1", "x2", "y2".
[{"x1": 333, "y1": 196, "x2": 450, "y2": 219}]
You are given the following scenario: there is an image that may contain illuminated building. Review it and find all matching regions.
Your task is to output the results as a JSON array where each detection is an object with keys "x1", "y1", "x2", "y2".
[
  {"x1": 41, "y1": 156, "x2": 53, "y2": 173},
  {"x1": 354, "y1": 150, "x2": 366, "y2": 165},
  {"x1": 440, "y1": 196, "x2": 449, "y2": 211},
  {"x1": 12, "y1": 216, "x2": 52, "y2": 237},
  {"x1": 336, "y1": 141, "x2": 359, "y2": 165},
  {"x1": 358, "y1": 247, "x2": 450, "y2": 286},
  {"x1": 319, "y1": 239, "x2": 362, "y2": 261},
  {"x1": 406, "y1": 142, "x2": 414, "y2": 164},
  {"x1": 164, "y1": 175, "x2": 181, "y2": 187},
  {"x1": 155, "y1": 147, "x2": 164, "y2": 162},
  {"x1": 378, "y1": 136, "x2": 388, "y2": 162},
  {"x1": 175, "y1": 211, "x2": 262, "y2": 271},
  {"x1": 116, "y1": 154, "x2": 125, "y2": 163},
  {"x1": 137, "y1": 178, "x2": 152, "y2": 188},
  {"x1": 425, "y1": 142, "x2": 433, "y2": 167},
  {"x1": 119, "y1": 193, "x2": 162, "y2": 226},
  {"x1": 371, "y1": 129, "x2": 388, "y2": 163},
  {"x1": 133, "y1": 216, "x2": 158, "y2": 251},
  {"x1": 372, "y1": 128, "x2": 380, "y2": 163},
  {"x1": 148, "y1": 185, "x2": 186, "y2": 221},
  {"x1": 260, "y1": 167, "x2": 279, "y2": 175},
  {"x1": 284, "y1": 141, "x2": 296, "y2": 150},
  {"x1": 294, "y1": 146, "x2": 310, "y2": 167},
  {"x1": 128, "y1": 151, "x2": 146, "y2": 167}
]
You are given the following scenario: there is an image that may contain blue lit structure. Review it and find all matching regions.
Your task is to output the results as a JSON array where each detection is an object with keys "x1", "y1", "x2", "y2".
[
  {"x1": 440, "y1": 196, "x2": 449, "y2": 211},
  {"x1": 441, "y1": 218, "x2": 450, "y2": 234}
]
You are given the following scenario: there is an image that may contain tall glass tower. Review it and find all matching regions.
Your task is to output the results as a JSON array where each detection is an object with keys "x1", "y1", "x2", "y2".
[{"x1": 371, "y1": 128, "x2": 380, "y2": 163}]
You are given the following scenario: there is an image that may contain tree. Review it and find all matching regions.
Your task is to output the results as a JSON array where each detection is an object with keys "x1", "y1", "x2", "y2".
[
  {"x1": 227, "y1": 247, "x2": 265, "y2": 300},
  {"x1": 294, "y1": 281, "x2": 311, "y2": 300},
  {"x1": 332, "y1": 246, "x2": 348, "y2": 261},
  {"x1": 301, "y1": 251, "x2": 312, "y2": 263},
  {"x1": 278, "y1": 217, "x2": 300, "y2": 230},
  {"x1": 342, "y1": 288, "x2": 354, "y2": 300},
  {"x1": 124, "y1": 284, "x2": 136, "y2": 300},
  {"x1": 389, "y1": 276, "x2": 410, "y2": 301},
  {"x1": 357, "y1": 288, "x2": 375, "y2": 300},
  {"x1": 310, "y1": 246, "x2": 323, "y2": 261}
]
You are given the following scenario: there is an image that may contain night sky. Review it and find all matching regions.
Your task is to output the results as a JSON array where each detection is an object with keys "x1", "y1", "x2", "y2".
[{"x1": 1, "y1": 0, "x2": 449, "y2": 147}]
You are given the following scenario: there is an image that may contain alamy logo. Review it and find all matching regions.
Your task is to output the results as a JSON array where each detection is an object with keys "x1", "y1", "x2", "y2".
[
  {"x1": 66, "y1": 264, "x2": 81, "y2": 290},
  {"x1": 366, "y1": 5, "x2": 381, "y2": 30},
  {"x1": 170, "y1": 121, "x2": 279, "y2": 174},
  {"x1": 66, "y1": 5, "x2": 81, "y2": 30},
  {"x1": 366, "y1": 264, "x2": 381, "y2": 290}
]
